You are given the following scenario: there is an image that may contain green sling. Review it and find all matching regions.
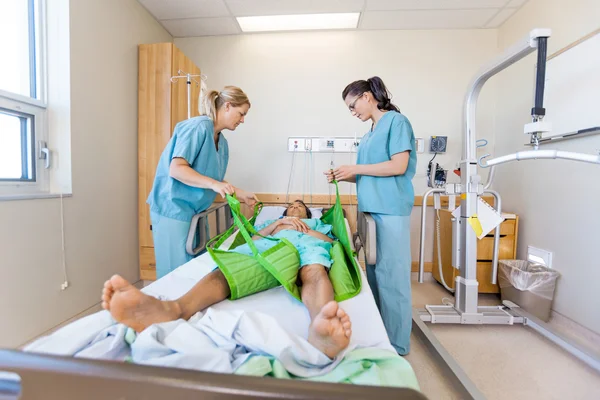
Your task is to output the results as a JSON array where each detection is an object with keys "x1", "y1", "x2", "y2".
[{"x1": 207, "y1": 182, "x2": 362, "y2": 302}]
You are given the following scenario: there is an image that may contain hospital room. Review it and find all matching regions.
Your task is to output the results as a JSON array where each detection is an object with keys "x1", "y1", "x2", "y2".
[{"x1": 1, "y1": 0, "x2": 599, "y2": 398}]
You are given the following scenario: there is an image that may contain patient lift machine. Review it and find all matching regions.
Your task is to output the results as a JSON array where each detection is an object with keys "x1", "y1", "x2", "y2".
[{"x1": 355, "y1": 29, "x2": 600, "y2": 400}]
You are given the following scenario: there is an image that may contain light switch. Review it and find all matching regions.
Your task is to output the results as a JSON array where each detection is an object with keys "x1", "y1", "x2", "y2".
[{"x1": 416, "y1": 138, "x2": 425, "y2": 153}]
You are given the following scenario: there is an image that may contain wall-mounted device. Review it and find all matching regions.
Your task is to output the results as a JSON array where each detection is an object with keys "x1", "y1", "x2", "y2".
[{"x1": 429, "y1": 136, "x2": 448, "y2": 153}]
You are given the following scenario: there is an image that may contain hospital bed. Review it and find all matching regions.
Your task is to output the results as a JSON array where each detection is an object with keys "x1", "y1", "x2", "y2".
[{"x1": 0, "y1": 203, "x2": 423, "y2": 399}]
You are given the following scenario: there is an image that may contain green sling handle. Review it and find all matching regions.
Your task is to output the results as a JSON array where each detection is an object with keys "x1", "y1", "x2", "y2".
[{"x1": 320, "y1": 181, "x2": 362, "y2": 302}]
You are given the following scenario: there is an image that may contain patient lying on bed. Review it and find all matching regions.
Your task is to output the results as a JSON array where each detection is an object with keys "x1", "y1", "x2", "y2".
[{"x1": 101, "y1": 200, "x2": 352, "y2": 359}]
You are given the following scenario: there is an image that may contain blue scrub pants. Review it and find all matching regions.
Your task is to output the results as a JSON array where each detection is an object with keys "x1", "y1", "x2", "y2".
[
  {"x1": 151, "y1": 212, "x2": 194, "y2": 279},
  {"x1": 366, "y1": 213, "x2": 412, "y2": 355}
]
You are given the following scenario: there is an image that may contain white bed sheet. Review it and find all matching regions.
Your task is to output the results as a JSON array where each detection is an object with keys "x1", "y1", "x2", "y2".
[{"x1": 143, "y1": 248, "x2": 395, "y2": 354}]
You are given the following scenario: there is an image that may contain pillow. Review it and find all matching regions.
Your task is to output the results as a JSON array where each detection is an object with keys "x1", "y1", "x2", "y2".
[{"x1": 254, "y1": 206, "x2": 323, "y2": 227}]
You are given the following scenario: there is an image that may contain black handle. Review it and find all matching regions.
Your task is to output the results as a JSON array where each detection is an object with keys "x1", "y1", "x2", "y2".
[{"x1": 532, "y1": 36, "x2": 548, "y2": 117}]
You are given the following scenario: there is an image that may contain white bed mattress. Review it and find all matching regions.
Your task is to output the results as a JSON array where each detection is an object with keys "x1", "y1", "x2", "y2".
[{"x1": 143, "y1": 242, "x2": 395, "y2": 354}]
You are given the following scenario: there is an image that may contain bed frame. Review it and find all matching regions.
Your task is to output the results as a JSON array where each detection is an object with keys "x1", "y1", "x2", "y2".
[
  {"x1": 186, "y1": 202, "x2": 233, "y2": 256},
  {"x1": 1, "y1": 205, "x2": 423, "y2": 399},
  {"x1": 0, "y1": 349, "x2": 426, "y2": 400}
]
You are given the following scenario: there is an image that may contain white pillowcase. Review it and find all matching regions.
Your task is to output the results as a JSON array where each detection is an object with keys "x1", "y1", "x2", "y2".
[{"x1": 254, "y1": 206, "x2": 323, "y2": 227}]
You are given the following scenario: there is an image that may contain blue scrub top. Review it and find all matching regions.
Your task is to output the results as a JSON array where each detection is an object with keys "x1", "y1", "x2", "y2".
[
  {"x1": 356, "y1": 111, "x2": 416, "y2": 216},
  {"x1": 147, "y1": 116, "x2": 229, "y2": 221}
]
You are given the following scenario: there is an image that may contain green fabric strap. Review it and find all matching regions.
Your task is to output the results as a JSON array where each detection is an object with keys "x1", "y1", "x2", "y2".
[
  {"x1": 208, "y1": 193, "x2": 302, "y2": 301},
  {"x1": 207, "y1": 181, "x2": 361, "y2": 302},
  {"x1": 320, "y1": 181, "x2": 362, "y2": 302}
]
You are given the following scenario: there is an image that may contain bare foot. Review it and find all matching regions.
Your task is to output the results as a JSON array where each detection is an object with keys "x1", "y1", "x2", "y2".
[
  {"x1": 100, "y1": 275, "x2": 181, "y2": 333},
  {"x1": 308, "y1": 301, "x2": 352, "y2": 359}
]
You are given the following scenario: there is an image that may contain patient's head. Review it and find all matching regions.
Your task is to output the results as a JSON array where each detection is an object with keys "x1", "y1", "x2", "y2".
[{"x1": 283, "y1": 200, "x2": 312, "y2": 219}]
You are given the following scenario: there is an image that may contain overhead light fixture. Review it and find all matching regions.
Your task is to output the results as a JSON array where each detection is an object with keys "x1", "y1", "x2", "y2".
[{"x1": 237, "y1": 13, "x2": 360, "y2": 33}]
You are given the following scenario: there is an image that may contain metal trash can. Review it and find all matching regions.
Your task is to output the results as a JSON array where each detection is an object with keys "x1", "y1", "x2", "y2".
[{"x1": 498, "y1": 260, "x2": 560, "y2": 322}]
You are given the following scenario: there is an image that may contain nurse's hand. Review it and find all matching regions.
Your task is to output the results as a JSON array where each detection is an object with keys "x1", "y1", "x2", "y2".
[
  {"x1": 238, "y1": 189, "x2": 260, "y2": 207},
  {"x1": 333, "y1": 165, "x2": 358, "y2": 182},
  {"x1": 211, "y1": 181, "x2": 235, "y2": 198},
  {"x1": 323, "y1": 170, "x2": 335, "y2": 183}
]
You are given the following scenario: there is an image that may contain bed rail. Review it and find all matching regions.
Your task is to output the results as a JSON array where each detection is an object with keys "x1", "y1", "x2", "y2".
[
  {"x1": 354, "y1": 211, "x2": 377, "y2": 265},
  {"x1": 0, "y1": 349, "x2": 426, "y2": 400},
  {"x1": 186, "y1": 202, "x2": 234, "y2": 256}
]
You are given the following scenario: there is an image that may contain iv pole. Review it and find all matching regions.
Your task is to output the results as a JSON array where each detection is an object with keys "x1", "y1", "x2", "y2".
[{"x1": 170, "y1": 70, "x2": 207, "y2": 119}]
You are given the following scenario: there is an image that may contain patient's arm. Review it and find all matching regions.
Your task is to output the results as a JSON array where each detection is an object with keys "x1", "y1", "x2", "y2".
[
  {"x1": 253, "y1": 220, "x2": 281, "y2": 239},
  {"x1": 251, "y1": 218, "x2": 310, "y2": 239},
  {"x1": 305, "y1": 230, "x2": 334, "y2": 243}
]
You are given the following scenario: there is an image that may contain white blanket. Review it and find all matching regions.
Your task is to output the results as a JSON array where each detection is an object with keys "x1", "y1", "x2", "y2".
[
  {"x1": 25, "y1": 241, "x2": 394, "y2": 377},
  {"x1": 25, "y1": 307, "x2": 353, "y2": 377}
]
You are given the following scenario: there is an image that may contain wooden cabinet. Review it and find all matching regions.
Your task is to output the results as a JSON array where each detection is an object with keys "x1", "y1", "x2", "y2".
[
  {"x1": 432, "y1": 209, "x2": 519, "y2": 293},
  {"x1": 138, "y1": 43, "x2": 201, "y2": 281}
]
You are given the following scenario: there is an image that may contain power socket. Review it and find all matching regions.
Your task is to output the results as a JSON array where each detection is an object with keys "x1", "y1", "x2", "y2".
[{"x1": 61, "y1": 281, "x2": 69, "y2": 291}]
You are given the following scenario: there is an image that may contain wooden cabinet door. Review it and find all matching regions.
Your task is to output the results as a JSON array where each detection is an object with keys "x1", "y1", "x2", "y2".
[
  {"x1": 138, "y1": 43, "x2": 173, "y2": 248},
  {"x1": 171, "y1": 45, "x2": 201, "y2": 132},
  {"x1": 140, "y1": 246, "x2": 157, "y2": 281}
]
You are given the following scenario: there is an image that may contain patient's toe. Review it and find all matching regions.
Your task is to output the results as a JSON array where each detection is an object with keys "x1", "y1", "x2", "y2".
[{"x1": 101, "y1": 280, "x2": 115, "y2": 310}]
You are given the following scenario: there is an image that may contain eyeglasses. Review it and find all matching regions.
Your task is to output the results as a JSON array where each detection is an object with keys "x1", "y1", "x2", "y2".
[{"x1": 348, "y1": 93, "x2": 364, "y2": 111}]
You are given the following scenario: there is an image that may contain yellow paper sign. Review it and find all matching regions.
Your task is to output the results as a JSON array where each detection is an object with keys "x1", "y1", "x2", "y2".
[{"x1": 468, "y1": 214, "x2": 483, "y2": 237}]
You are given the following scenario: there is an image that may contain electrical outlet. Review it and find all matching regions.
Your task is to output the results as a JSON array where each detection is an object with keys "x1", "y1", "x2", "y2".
[
  {"x1": 316, "y1": 138, "x2": 336, "y2": 152},
  {"x1": 527, "y1": 246, "x2": 553, "y2": 267},
  {"x1": 416, "y1": 138, "x2": 425, "y2": 153},
  {"x1": 334, "y1": 138, "x2": 356, "y2": 152},
  {"x1": 288, "y1": 137, "x2": 359, "y2": 152},
  {"x1": 288, "y1": 138, "x2": 305, "y2": 152}
]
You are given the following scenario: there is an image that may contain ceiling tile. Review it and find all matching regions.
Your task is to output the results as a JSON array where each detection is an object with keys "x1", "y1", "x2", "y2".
[
  {"x1": 360, "y1": 9, "x2": 498, "y2": 29},
  {"x1": 366, "y1": 0, "x2": 509, "y2": 10},
  {"x1": 139, "y1": 0, "x2": 230, "y2": 20},
  {"x1": 161, "y1": 17, "x2": 240, "y2": 37},
  {"x1": 506, "y1": 0, "x2": 527, "y2": 7},
  {"x1": 485, "y1": 7, "x2": 518, "y2": 27},
  {"x1": 225, "y1": 0, "x2": 365, "y2": 17}
]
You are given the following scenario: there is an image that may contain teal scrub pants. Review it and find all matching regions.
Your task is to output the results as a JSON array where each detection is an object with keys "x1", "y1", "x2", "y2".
[
  {"x1": 151, "y1": 212, "x2": 194, "y2": 279},
  {"x1": 366, "y1": 214, "x2": 412, "y2": 355}
]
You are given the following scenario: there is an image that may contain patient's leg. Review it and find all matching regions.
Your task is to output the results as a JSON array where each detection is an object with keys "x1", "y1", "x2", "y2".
[
  {"x1": 300, "y1": 264, "x2": 352, "y2": 359},
  {"x1": 101, "y1": 269, "x2": 230, "y2": 332}
]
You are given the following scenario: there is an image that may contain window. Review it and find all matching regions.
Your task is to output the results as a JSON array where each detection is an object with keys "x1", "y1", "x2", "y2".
[
  {"x1": 0, "y1": 0, "x2": 47, "y2": 196},
  {"x1": 0, "y1": 109, "x2": 35, "y2": 181}
]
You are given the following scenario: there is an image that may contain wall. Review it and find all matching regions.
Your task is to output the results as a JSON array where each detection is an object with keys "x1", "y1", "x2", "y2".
[
  {"x1": 175, "y1": 29, "x2": 499, "y2": 263},
  {"x1": 494, "y1": 0, "x2": 600, "y2": 333},
  {"x1": 0, "y1": 0, "x2": 172, "y2": 348}
]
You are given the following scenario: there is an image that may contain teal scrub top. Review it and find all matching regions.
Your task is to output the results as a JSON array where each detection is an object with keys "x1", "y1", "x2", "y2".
[
  {"x1": 147, "y1": 116, "x2": 229, "y2": 221},
  {"x1": 356, "y1": 111, "x2": 416, "y2": 216}
]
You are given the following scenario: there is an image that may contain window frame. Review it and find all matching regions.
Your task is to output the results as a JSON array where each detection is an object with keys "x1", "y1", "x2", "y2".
[{"x1": 0, "y1": 0, "x2": 49, "y2": 198}]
